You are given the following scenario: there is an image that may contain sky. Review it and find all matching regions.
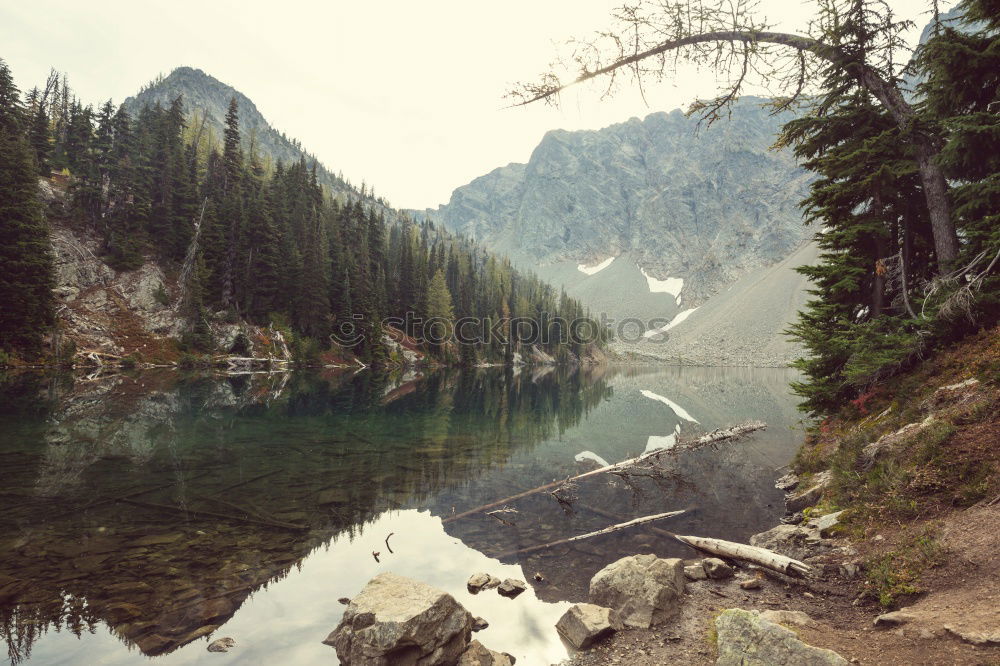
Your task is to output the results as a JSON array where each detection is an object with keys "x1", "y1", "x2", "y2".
[{"x1": 0, "y1": 0, "x2": 948, "y2": 210}]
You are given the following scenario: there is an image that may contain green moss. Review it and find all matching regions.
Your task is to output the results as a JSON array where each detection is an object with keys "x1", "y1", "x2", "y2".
[{"x1": 863, "y1": 529, "x2": 945, "y2": 608}]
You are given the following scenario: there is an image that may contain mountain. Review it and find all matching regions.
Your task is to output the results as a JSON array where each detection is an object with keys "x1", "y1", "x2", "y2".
[
  {"x1": 410, "y1": 97, "x2": 814, "y2": 329},
  {"x1": 125, "y1": 66, "x2": 390, "y2": 213},
  {"x1": 615, "y1": 240, "x2": 819, "y2": 366}
]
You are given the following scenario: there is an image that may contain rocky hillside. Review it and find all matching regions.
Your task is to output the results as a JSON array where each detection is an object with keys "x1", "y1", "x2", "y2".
[
  {"x1": 41, "y1": 179, "x2": 294, "y2": 368},
  {"x1": 412, "y1": 97, "x2": 813, "y2": 326},
  {"x1": 614, "y1": 241, "x2": 820, "y2": 367},
  {"x1": 125, "y1": 67, "x2": 392, "y2": 215}
]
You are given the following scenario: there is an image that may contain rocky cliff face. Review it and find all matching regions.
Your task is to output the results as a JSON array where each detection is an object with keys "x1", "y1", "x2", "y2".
[
  {"x1": 41, "y1": 179, "x2": 292, "y2": 366},
  {"x1": 413, "y1": 97, "x2": 813, "y2": 325}
]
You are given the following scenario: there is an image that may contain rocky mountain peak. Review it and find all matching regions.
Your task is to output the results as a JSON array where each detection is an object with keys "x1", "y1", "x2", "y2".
[{"x1": 411, "y1": 96, "x2": 814, "y2": 325}]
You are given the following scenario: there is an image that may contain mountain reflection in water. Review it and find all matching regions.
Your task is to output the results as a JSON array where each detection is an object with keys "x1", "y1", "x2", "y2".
[{"x1": 0, "y1": 365, "x2": 803, "y2": 665}]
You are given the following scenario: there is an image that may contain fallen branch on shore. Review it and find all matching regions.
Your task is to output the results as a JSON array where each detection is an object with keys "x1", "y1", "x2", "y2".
[
  {"x1": 671, "y1": 534, "x2": 812, "y2": 578},
  {"x1": 443, "y1": 420, "x2": 766, "y2": 523},
  {"x1": 496, "y1": 509, "x2": 687, "y2": 558}
]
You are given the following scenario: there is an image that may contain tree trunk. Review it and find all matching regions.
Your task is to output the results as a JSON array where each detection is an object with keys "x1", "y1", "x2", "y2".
[{"x1": 915, "y1": 143, "x2": 960, "y2": 269}]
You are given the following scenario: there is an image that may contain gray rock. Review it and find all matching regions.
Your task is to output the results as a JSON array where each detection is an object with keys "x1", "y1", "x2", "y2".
[
  {"x1": 457, "y1": 640, "x2": 515, "y2": 666},
  {"x1": 555, "y1": 603, "x2": 621, "y2": 650},
  {"x1": 467, "y1": 573, "x2": 498, "y2": 593},
  {"x1": 814, "y1": 511, "x2": 845, "y2": 538},
  {"x1": 943, "y1": 624, "x2": 1000, "y2": 645},
  {"x1": 775, "y1": 472, "x2": 800, "y2": 492},
  {"x1": 703, "y1": 558, "x2": 735, "y2": 580},
  {"x1": 472, "y1": 617, "x2": 489, "y2": 632},
  {"x1": 497, "y1": 579, "x2": 526, "y2": 598},
  {"x1": 750, "y1": 524, "x2": 822, "y2": 561},
  {"x1": 715, "y1": 609, "x2": 847, "y2": 665},
  {"x1": 207, "y1": 637, "x2": 235, "y2": 652},
  {"x1": 684, "y1": 564, "x2": 708, "y2": 581},
  {"x1": 873, "y1": 611, "x2": 914, "y2": 628},
  {"x1": 785, "y1": 471, "x2": 832, "y2": 513},
  {"x1": 759, "y1": 609, "x2": 818, "y2": 629},
  {"x1": 588, "y1": 554, "x2": 686, "y2": 628},
  {"x1": 839, "y1": 563, "x2": 861, "y2": 580},
  {"x1": 323, "y1": 572, "x2": 473, "y2": 665}
]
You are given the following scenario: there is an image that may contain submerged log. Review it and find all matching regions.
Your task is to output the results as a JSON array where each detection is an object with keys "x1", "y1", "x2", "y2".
[
  {"x1": 496, "y1": 510, "x2": 687, "y2": 558},
  {"x1": 671, "y1": 534, "x2": 812, "y2": 578},
  {"x1": 444, "y1": 420, "x2": 766, "y2": 523}
]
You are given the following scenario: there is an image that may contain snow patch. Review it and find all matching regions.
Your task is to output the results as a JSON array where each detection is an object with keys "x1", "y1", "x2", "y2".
[
  {"x1": 640, "y1": 267, "x2": 684, "y2": 297},
  {"x1": 644, "y1": 433, "x2": 677, "y2": 454},
  {"x1": 574, "y1": 450, "x2": 610, "y2": 467},
  {"x1": 640, "y1": 390, "x2": 699, "y2": 423},
  {"x1": 642, "y1": 308, "x2": 698, "y2": 338},
  {"x1": 578, "y1": 257, "x2": 615, "y2": 275}
]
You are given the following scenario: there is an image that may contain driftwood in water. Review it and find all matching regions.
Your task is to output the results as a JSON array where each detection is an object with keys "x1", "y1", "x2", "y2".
[
  {"x1": 576, "y1": 502, "x2": 679, "y2": 541},
  {"x1": 671, "y1": 534, "x2": 812, "y2": 578},
  {"x1": 443, "y1": 420, "x2": 766, "y2": 524},
  {"x1": 496, "y1": 510, "x2": 687, "y2": 558}
]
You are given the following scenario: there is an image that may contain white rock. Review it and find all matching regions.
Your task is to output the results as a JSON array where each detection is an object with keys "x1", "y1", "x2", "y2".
[
  {"x1": 555, "y1": 603, "x2": 621, "y2": 650},
  {"x1": 323, "y1": 572, "x2": 473, "y2": 665},
  {"x1": 588, "y1": 554, "x2": 685, "y2": 628}
]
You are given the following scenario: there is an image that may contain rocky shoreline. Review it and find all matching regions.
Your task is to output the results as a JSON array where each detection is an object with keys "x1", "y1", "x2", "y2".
[{"x1": 322, "y1": 455, "x2": 998, "y2": 665}]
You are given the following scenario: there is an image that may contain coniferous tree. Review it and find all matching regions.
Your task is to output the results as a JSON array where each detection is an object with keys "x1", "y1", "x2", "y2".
[{"x1": 0, "y1": 60, "x2": 55, "y2": 355}]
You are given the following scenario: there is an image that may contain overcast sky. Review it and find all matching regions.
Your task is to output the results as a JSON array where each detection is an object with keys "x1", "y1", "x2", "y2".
[{"x1": 0, "y1": 1, "x2": 947, "y2": 210}]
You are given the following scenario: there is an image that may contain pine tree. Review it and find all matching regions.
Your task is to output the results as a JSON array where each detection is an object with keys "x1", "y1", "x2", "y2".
[
  {"x1": 0, "y1": 60, "x2": 55, "y2": 355},
  {"x1": 917, "y1": 0, "x2": 1000, "y2": 323},
  {"x1": 424, "y1": 268, "x2": 454, "y2": 358}
]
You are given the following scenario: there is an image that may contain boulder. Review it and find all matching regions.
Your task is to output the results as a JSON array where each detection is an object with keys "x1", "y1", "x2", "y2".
[
  {"x1": 785, "y1": 471, "x2": 832, "y2": 513},
  {"x1": 207, "y1": 637, "x2": 235, "y2": 653},
  {"x1": 457, "y1": 640, "x2": 515, "y2": 666},
  {"x1": 775, "y1": 472, "x2": 800, "y2": 492},
  {"x1": 555, "y1": 603, "x2": 621, "y2": 650},
  {"x1": 467, "y1": 573, "x2": 500, "y2": 594},
  {"x1": 703, "y1": 558, "x2": 734, "y2": 580},
  {"x1": 684, "y1": 564, "x2": 708, "y2": 581},
  {"x1": 588, "y1": 554, "x2": 685, "y2": 628},
  {"x1": 323, "y1": 573, "x2": 474, "y2": 665},
  {"x1": 813, "y1": 511, "x2": 845, "y2": 538},
  {"x1": 715, "y1": 609, "x2": 847, "y2": 665},
  {"x1": 873, "y1": 611, "x2": 914, "y2": 628},
  {"x1": 749, "y1": 524, "x2": 822, "y2": 561},
  {"x1": 944, "y1": 624, "x2": 1000, "y2": 646},
  {"x1": 497, "y1": 579, "x2": 526, "y2": 598}
]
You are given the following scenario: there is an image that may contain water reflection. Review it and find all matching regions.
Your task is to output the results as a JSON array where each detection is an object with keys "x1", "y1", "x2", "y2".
[{"x1": 0, "y1": 365, "x2": 803, "y2": 665}]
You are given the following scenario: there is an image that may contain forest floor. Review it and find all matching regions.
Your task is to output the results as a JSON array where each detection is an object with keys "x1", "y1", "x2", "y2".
[{"x1": 569, "y1": 326, "x2": 1000, "y2": 665}]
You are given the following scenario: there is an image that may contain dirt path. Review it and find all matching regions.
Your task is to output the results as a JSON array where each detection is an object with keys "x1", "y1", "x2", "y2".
[{"x1": 567, "y1": 504, "x2": 1000, "y2": 665}]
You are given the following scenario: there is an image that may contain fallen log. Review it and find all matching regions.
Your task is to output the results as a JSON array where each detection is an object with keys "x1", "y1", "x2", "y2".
[
  {"x1": 443, "y1": 420, "x2": 766, "y2": 523},
  {"x1": 495, "y1": 510, "x2": 687, "y2": 558},
  {"x1": 671, "y1": 534, "x2": 812, "y2": 578}
]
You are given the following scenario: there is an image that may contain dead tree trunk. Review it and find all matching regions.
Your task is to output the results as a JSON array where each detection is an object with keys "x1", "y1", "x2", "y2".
[{"x1": 672, "y1": 534, "x2": 812, "y2": 577}]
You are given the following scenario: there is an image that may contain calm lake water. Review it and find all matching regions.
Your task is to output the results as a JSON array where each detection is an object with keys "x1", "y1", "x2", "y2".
[{"x1": 0, "y1": 365, "x2": 805, "y2": 665}]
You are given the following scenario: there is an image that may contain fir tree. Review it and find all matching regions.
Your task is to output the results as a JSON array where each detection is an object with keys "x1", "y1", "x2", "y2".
[{"x1": 0, "y1": 60, "x2": 55, "y2": 355}]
